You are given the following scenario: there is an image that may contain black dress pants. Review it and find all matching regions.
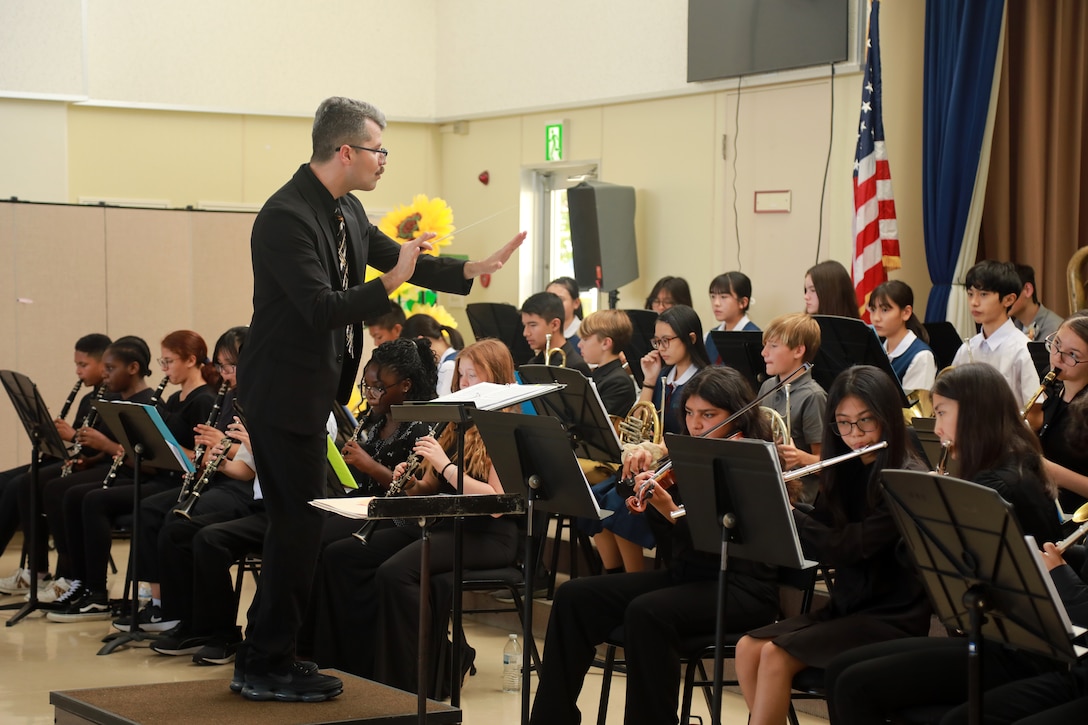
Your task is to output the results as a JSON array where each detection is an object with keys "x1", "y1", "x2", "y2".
[
  {"x1": 529, "y1": 569, "x2": 778, "y2": 725},
  {"x1": 243, "y1": 422, "x2": 326, "y2": 675}
]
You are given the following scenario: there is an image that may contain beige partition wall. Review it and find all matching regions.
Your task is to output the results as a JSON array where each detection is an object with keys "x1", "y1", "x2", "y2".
[{"x1": 0, "y1": 201, "x2": 256, "y2": 470}]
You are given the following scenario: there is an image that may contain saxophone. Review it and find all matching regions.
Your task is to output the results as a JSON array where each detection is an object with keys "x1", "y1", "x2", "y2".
[
  {"x1": 61, "y1": 382, "x2": 109, "y2": 477},
  {"x1": 102, "y1": 376, "x2": 170, "y2": 488},
  {"x1": 352, "y1": 422, "x2": 448, "y2": 544}
]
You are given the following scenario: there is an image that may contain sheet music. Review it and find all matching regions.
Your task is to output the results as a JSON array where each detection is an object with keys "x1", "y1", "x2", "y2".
[
  {"x1": 310, "y1": 496, "x2": 378, "y2": 519},
  {"x1": 423, "y1": 382, "x2": 564, "y2": 410}
]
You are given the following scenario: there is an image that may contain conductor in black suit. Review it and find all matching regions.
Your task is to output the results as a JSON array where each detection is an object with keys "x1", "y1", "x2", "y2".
[{"x1": 235, "y1": 96, "x2": 524, "y2": 702}]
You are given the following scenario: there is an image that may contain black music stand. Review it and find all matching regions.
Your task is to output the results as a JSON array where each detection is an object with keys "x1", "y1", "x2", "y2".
[
  {"x1": 667, "y1": 435, "x2": 810, "y2": 725},
  {"x1": 0, "y1": 371, "x2": 73, "y2": 626},
  {"x1": 471, "y1": 409, "x2": 610, "y2": 725},
  {"x1": 516, "y1": 364, "x2": 623, "y2": 464},
  {"x1": 93, "y1": 400, "x2": 194, "y2": 655},
  {"x1": 393, "y1": 383, "x2": 557, "y2": 712},
  {"x1": 811, "y1": 314, "x2": 910, "y2": 406},
  {"x1": 466, "y1": 302, "x2": 534, "y2": 366},
  {"x1": 709, "y1": 330, "x2": 767, "y2": 391},
  {"x1": 621, "y1": 309, "x2": 658, "y2": 387},
  {"x1": 1027, "y1": 341, "x2": 1049, "y2": 383},
  {"x1": 924, "y1": 320, "x2": 965, "y2": 370},
  {"x1": 882, "y1": 470, "x2": 1087, "y2": 725}
]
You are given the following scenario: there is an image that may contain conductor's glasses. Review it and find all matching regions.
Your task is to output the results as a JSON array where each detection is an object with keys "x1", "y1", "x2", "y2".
[
  {"x1": 831, "y1": 416, "x2": 879, "y2": 436},
  {"x1": 346, "y1": 144, "x2": 389, "y2": 160},
  {"x1": 1045, "y1": 333, "x2": 1087, "y2": 367}
]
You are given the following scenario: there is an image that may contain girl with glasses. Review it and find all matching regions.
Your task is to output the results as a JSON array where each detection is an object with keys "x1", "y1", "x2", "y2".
[
  {"x1": 1032, "y1": 314, "x2": 1088, "y2": 513},
  {"x1": 638, "y1": 305, "x2": 711, "y2": 436},
  {"x1": 736, "y1": 365, "x2": 930, "y2": 725}
]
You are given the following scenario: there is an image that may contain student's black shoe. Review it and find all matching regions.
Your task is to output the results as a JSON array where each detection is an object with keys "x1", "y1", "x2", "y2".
[
  {"x1": 240, "y1": 662, "x2": 343, "y2": 703},
  {"x1": 45, "y1": 589, "x2": 111, "y2": 622},
  {"x1": 111, "y1": 603, "x2": 180, "y2": 632},
  {"x1": 151, "y1": 631, "x2": 210, "y2": 656},
  {"x1": 193, "y1": 637, "x2": 240, "y2": 665}
]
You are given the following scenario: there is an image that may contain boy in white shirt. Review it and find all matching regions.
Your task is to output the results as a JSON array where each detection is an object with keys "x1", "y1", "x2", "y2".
[{"x1": 951, "y1": 260, "x2": 1041, "y2": 408}]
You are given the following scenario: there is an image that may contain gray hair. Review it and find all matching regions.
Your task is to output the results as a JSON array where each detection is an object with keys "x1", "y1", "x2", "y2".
[{"x1": 311, "y1": 97, "x2": 387, "y2": 162}]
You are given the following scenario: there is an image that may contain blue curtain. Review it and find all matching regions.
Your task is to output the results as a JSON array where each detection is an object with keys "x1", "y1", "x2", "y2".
[{"x1": 922, "y1": 0, "x2": 1005, "y2": 322}]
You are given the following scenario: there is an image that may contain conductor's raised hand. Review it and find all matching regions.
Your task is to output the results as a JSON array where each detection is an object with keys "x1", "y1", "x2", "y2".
[
  {"x1": 463, "y1": 231, "x2": 527, "y2": 279},
  {"x1": 381, "y1": 233, "x2": 436, "y2": 293}
]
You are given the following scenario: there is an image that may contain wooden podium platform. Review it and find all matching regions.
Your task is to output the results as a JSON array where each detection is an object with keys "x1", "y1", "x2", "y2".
[{"x1": 51, "y1": 670, "x2": 461, "y2": 724}]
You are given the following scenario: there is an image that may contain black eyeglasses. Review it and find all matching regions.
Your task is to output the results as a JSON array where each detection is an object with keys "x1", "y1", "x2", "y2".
[
  {"x1": 215, "y1": 363, "x2": 237, "y2": 374},
  {"x1": 345, "y1": 144, "x2": 389, "y2": 159},
  {"x1": 650, "y1": 335, "x2": 679, "y2": 350},
  {"x1": 831, "y1": 417, "x2": 880, "y2": 436},
  {"x1": 361, "y1": 378, "x2": 404, "y2": 397},
  {"x1": 1045, "y1": 333, "x2": 1087, "y2": 367}
]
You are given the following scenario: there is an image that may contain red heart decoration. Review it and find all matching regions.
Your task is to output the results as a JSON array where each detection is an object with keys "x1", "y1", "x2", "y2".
[{"x1": 478, "y1": 170, "x2": 490, "y2": 185}]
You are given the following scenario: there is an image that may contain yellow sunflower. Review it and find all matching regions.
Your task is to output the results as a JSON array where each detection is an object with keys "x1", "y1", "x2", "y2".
[
  {"x1": 407, "y1": 303, "x2": 458, "y2": 330},
  {"x1": 378, "y1": 194, "x2": 455, "y2": 253}
]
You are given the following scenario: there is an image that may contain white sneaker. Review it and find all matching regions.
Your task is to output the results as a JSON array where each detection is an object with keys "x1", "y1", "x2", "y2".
[
  {"x1": 0, "y1": 568, "x2": 32, "y2": 595},
  {"x1": 34, "y1": 576, "x2": 73, "y2": 604}
]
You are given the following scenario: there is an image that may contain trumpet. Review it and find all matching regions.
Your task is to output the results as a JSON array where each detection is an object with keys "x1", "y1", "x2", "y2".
[
  {"x1": 353, "y1": 422, "x2": 448, "y2": 544},
  {"x1": 173, "y1": 436, "x2": 234, "y2": 519},
  {"x1": 61, "y1": 382, "x2": 109, "y2": 477},
  {"x1": 1021, "y1": 368, "x2": 1058, "y2": 420},
  {"x1": 543, "y1": 333, "x2": 567, "y2": 368},
  {"x1": 174, "y1": 380, "x2": 231, "y2": 502},
  {"x1": 58, "y1": 379, "x2": 83, "y2": 421}
]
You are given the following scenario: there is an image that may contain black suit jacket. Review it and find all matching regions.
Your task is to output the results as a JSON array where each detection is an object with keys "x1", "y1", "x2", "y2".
[{"x1": 238, "y1": 164, "x2": 472, "y2": 435}]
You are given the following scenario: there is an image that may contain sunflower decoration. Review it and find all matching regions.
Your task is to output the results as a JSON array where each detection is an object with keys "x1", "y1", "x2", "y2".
[{"x1": 366, "y1": 194, "x2": 456, "y2": 299}]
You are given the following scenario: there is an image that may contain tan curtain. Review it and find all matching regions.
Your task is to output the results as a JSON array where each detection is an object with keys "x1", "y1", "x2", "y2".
[{"x1": 979, "y1": 0, "x2": 1088, "y2": 316}]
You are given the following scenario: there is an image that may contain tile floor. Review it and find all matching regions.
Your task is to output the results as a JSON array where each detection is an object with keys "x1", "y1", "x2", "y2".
[{"x1": 0, "y1": 534, "x2": 824, "y2": 724}]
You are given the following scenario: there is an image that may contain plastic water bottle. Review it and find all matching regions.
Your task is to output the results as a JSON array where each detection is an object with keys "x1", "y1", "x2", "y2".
[{"x1": 502, "y1": 633, "x2": 522, "y2": 693}]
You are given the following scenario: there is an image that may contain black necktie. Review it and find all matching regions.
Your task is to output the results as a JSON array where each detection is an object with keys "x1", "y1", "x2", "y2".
[{"x1": 334, "y1": 206, "x2": 354, "y2": 357}]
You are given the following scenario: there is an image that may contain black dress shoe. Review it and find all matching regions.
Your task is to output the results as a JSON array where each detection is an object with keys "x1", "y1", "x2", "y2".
[{"x1": 241, "y1": 662, "x2": 343, "y2": 703}]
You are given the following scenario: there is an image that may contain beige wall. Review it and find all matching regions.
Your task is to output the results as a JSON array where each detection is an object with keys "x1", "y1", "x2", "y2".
[{"x1": 0, "y1": 1, "x2": 933, "y2": 469}]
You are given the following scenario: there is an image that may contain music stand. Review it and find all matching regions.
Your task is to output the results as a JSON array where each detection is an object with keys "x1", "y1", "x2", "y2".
[
  {"x1": 0, "y1": 371, "x2": 73, "y2": 626},
  {"x1": 667, "y1": 435, "x2": 810, "y2": 725},
  {"x1": 882, "y1": 470, "x2": 1087, "y2": 725},
  {"x1": 471, "y1": 409, "x2": 610, "y2": 725},
  {"x1": 811, "y1": 315, "x2": 910, "y2": 406},
  {"x1": 924, "y1": 320, "x2": 965, "y2": 370},
  {"x1": 1027, "y1": 341, "x2": 1049, "y2": 383},
  {"x1": 93, "y1": 400, "x2": 194, "y2": 655},
  {"x1": 516, "y1": 364, "x2": 623, "y2": 464},
  {"x1": 619, "y1": 309, "x2": 657, "y2": 388},
  {"x1": 466, "y1": 302, "x2": 534, "y2": 366},
  {"x1": 708, "y1": 330, "x2": 767, "y2": 391}
]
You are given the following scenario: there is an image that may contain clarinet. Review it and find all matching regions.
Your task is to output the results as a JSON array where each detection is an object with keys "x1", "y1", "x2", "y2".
[
  {"x1": 61, "y1": 382, "x2": 109, "y2": 477},
  {"x1": 58, "y1": 379, "x2": 83, "y2": 421},
  {"x1": 101, "y1": 376, "x2": 170, "y2": 488},
  {"x1": 173, "y1": 435, "x2": 235, "y2": 519},
  {"x1": 175, "y1": 380, "x2": 231, "y2": 502},
  {"x1": 353, "y1": 422, "x2": 448, "y2": 545}
]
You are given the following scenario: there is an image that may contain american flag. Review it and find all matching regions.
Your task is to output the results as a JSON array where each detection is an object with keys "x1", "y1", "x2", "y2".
[{"x1": 853, "y1": 0, "x2": 901, "y2": 321}]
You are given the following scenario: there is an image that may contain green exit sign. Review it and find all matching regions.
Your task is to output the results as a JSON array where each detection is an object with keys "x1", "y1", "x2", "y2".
[{"x1": 545, "y1": 122, "x2": 564, "y2": 161}]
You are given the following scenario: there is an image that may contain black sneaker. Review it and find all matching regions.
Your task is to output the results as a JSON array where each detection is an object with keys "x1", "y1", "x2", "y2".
[
  {"x1": 45, "y1": 589, "x2": 111, "y2": 622},
  {"x1": 112, "y1": 603, "x2": 181, "y2": 633},
  {"x1": 193, "y1": 638, "x2": 240, "y2": 665},
  {"x1": 241, "y1": 662, "x2": 343, "y2": 703},
  {"x1": 151, "y1": 631, "x2": 210, "y2": 656},
  {"x1": 39, "y1": 579, "x2": 84, "y2": 612}
]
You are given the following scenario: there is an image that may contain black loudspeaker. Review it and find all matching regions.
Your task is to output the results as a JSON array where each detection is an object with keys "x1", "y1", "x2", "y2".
[{"x1": 568, "y1": 181, "x2": 639, "y2": 291}]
